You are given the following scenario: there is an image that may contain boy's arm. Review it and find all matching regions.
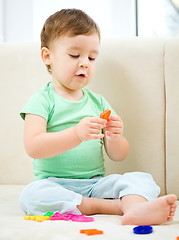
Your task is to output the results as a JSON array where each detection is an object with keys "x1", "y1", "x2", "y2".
[
  {"x1": 24, "y1": 113, "x2": 106, "y2": 159},
  {"x1": 103, "y1": 115, "x2": 129, "y2": 161}
]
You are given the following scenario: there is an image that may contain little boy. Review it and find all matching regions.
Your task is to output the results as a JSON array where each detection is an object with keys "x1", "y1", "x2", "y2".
[{"x1": 20, "y1": 9, "x2": 177, "y2": 225}]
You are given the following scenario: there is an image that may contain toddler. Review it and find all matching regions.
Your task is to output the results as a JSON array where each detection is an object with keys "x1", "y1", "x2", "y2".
[{"x1": 20, "y1": 9, "x2": 177, "y2": 225}]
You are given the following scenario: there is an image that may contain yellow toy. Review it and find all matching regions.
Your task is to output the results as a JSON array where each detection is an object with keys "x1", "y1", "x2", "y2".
[{"x1": 24, "y1": 215, "x2": 50, "y2": 222}]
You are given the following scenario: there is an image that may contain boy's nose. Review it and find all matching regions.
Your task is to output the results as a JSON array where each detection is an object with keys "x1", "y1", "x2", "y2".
[{"x1": 78, "y1": 59, "x2": 88, "y2": 68}]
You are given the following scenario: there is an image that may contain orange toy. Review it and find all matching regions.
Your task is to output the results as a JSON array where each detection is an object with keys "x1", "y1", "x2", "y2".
[
  {"x1": 100, "y1": 109, "x2": 111, "y2": 120},
  {"x1": 80, "y1": 229, "x2": 103, "y2": 236}
]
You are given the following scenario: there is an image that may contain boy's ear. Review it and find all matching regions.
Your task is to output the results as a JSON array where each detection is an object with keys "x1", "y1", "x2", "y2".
[{"x1": 41, "y1": 47, "x2": 52, "y2": 65}]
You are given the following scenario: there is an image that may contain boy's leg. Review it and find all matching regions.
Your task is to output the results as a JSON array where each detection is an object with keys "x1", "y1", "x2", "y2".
[
  {"x1": 77, "y1": 173, "x2": 155, "y2": 216},
  {"x1": 86, "y1": 173, "x2": 177, "y2": 225},
  {"x1": 77, "y1": 197, "x2": 123, "y2": 215},
  {"x1": 121, "y1": 194, "x2": 177, "y2": 225},
  {"x1": 19, "y1": 178, "x2": 83, "y2": 215},
  {"x1": 77, "y1": 194, "x2": 177, "y2": 225},
  {"x1": 76, "y1": 174, "x2": 125, "y2": 215},
  {"x1": 20, "y1": 176, "x2": 124, "y2": 216}
]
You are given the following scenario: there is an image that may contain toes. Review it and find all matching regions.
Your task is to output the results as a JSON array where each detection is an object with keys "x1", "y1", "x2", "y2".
[
  {"x1": 171, "y1": 206, "x2": 176, "y2": 213},
  {"x1": 171, "y1": 203, "x2": 177, "y2": 209},
  {"x1": 170, "y1": 212, "x2": 175, "y2": 217},
  {"x1": 167, "y1": 216, "x2": 173, "y2": 222},
  {"x1": 166, "y1": 194, "x2": 177, "y2": 205},
  {"x1": 172, "y1": 203, "x2": 177, "y2": 209},
  {"x1": 169, "y1": 203, "x2": 177, "y2": 216}
]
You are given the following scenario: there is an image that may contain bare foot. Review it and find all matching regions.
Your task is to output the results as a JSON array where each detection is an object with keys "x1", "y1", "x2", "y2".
[{"x1": 121, "y1": 194, "x2": 177, "y2": 225}]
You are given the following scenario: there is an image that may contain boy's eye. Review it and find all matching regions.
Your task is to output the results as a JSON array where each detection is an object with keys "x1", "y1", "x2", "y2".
[
  {"x1": 69, "y1": 54, "x2": 96, "y2": 61},
  {"x1": 89, "y1": 57, "x2": 96, "y2": 61},
  {"x1": 69, "y1": 54, "x2": 79, "y2": 58}
]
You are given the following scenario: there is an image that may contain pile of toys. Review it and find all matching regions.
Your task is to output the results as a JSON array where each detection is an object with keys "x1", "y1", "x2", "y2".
[{"x1": 24, "y1": 212, "x2": 156, "y2": 236}]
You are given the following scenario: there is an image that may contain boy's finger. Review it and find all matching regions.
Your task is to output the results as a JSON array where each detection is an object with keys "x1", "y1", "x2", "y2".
[
  {"x1": 109, "y1": 115, "x2": 122, "y2": 122},
  {"x1": 106, "y1": 127, "x2": 121, "y2": 134},
  {"x1": 92, "y1": 134, "x2": 104, "y2": 139},
  {"x1": 91, "y1": 117, "x2": 107, "y2": 125}
]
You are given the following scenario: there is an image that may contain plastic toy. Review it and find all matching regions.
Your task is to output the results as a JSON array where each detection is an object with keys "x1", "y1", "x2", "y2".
[
  {"x1": 133, "y1": 225, "x2": 153, "y2": 234},
  {"x1": 24, "y1": 215, "x2": 50, "y2": 222},
  {"x1": 100, "y1": 109, "x2": 111, "y2": 120},
  {"x1": 50, "y1": 212, "x2": 94, "y2": 222},
  {"x1": 80, "y1": 229, "x2": 103, "y2": 236},
  {"x1": 44, "y1": 212, "x2": 54, "y2": 217}
]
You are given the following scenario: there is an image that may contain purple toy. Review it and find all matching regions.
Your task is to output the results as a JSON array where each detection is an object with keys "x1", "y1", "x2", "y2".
[{"x1": 50, "y1": 212, "x2": 94, "y2": 222}]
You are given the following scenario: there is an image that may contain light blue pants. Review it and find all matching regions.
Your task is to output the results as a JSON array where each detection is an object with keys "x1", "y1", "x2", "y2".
[{"x1": 19, "y1": 172, "x2": 160, "y2": 215}]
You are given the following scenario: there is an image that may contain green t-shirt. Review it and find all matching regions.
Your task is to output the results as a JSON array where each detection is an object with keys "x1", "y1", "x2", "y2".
[{"x1": 20, "y1": 82, "x2": 116, "y2": 181}]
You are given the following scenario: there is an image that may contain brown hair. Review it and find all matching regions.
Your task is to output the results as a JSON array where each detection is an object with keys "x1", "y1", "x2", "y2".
[{"x1": 41, "y1": 9, "x2": 100, "y2": 73}]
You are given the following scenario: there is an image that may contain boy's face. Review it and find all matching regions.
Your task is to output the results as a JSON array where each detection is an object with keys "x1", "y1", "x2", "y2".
[{"x1": 43, "y1": 33, "x2": 100, "y2": 93}]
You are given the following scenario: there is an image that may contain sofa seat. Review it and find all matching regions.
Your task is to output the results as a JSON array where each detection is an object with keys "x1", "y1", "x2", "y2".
[{"x1": 0, "y1": 185, "x2": 179, "y2": 240}]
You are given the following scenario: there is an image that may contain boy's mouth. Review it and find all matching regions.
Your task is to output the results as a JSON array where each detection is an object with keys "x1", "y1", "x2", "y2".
[{"x1": 75, "y1": 73, "x2": 87, "y2": 78}]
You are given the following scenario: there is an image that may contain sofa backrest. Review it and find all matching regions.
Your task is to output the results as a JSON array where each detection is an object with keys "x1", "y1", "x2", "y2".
[
  {"x1": 0, "y1": 39, "x2": 178, "y2": 198},
  {"x1": 165, "y1": 39, "x2": 179, "y2": 197}
]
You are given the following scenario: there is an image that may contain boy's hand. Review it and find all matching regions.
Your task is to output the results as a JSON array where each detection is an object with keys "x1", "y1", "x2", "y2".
[
  {"x1": 74, "y1": 117, "x2": 107, "y2": 141},
  {"x1": 105, "y1": 115, "x2": 124, "y2": 142}
]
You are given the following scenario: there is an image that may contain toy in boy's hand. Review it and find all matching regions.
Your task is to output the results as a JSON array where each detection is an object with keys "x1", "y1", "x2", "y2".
[{"x1": 100, "y1": 109, "x2": 111, "y2": 121}]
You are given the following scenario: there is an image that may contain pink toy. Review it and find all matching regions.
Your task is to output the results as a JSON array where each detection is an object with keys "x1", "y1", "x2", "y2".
[{"x1": 50, "y1": 212, "x2": 94, "y2": 222}]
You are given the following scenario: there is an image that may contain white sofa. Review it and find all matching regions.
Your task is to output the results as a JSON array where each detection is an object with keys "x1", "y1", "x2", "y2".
[{"x1": 0, "y1": 38, "x2": 179, "y2": 240}]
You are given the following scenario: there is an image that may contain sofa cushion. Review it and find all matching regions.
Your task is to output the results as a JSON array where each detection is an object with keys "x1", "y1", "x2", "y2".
[{"x1": 0, "y1": 185, "x2": 179, "y2": 240}]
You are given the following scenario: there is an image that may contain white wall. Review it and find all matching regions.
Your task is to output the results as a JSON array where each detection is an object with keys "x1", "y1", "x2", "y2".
[
  {"x1": 33, "y1": 0, "x2": 136, "y2": 41},
  {"x1": 2, "y1": 0, "x2": 33, "y2": 42},
  {"x1": 1, "y1": 0, "x2": 136, "y2": 42},
  {"x1": 138, "y1": 0, "x2": 179, "y2": 37},
  {"x1": 0, "y1": 0, "x2": 4, "y2": 42},
  {"x1": 110, "y1": 0, "x2": 136, "y2": 37}
]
